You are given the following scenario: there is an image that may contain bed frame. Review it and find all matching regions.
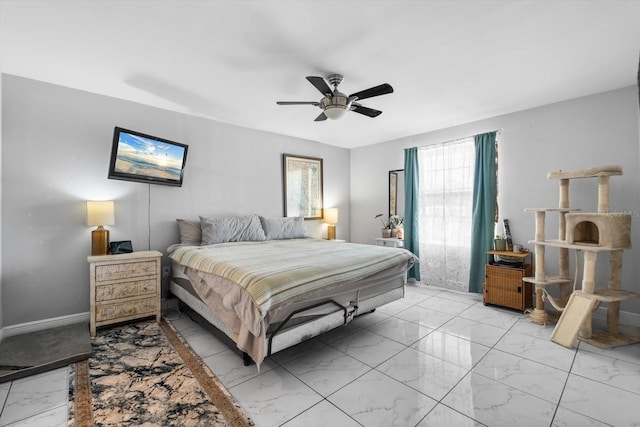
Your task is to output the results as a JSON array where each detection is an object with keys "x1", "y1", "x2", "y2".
[{"x1": 169, "y1": 274, "x2": 406, "y2": 365}]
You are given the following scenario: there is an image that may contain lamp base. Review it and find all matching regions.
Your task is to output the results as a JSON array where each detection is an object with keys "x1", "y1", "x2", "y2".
[
  {"x1": 91, "y1": 226, "x2": 110, "y2": 256},
  {"x1": 327, "y1": 224, "x2": 336, "y2": 240}
]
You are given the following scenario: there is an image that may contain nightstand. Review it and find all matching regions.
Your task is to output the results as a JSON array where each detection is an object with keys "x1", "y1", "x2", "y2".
[
  {"x1": 483, "y1": 250, "x2": 533, "y2": 312},
  {"x1": 374, "y1": 237, "x2": 404, "y2": 248},
  {"x1": 88, "y1": 250, "x2": 162, "y2": 337}
]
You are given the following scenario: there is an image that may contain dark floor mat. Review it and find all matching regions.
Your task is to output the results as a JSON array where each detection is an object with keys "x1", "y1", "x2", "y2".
[{"x1": 0, "y1": 322, "x2": 90, "y2": 383}]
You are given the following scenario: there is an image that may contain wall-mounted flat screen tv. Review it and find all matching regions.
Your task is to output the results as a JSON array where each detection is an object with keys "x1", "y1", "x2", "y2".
[{"x1": 108, "y1": 127, "x2": 188, "y2": 187}]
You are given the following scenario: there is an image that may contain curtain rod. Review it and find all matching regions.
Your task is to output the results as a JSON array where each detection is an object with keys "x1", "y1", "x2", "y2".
[{"x1": 416, "y1": 129, "x2": 503, "y2": 150}]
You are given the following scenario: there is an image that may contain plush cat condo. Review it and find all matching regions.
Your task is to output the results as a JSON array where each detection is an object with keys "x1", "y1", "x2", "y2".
[{"x1": 523, "y1": 165, "x2": 639, "y2": 350}]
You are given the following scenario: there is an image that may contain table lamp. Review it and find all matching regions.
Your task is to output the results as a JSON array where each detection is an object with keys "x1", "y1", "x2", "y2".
[
  {"x1": 86, "y1": 201, "x2": 115, "y2": 255},
  {"x1": 324, "y1": 208, "x2": 339, "y2": 240}
]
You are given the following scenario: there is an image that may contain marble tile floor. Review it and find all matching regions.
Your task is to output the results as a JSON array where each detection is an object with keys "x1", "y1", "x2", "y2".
[{"x1": 1, "y1": 282, "x2": 639, "y2": 426}]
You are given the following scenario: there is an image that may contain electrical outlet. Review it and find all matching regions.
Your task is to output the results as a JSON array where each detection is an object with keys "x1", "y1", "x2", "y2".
[{"x1": 162, "y1": 266, "x2": 171, "y2": 279}]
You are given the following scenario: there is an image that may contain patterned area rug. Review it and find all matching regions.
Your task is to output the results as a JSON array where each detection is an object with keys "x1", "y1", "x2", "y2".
[{"x1": 68, "y1": 319, "x2": 253, "y2": 427}]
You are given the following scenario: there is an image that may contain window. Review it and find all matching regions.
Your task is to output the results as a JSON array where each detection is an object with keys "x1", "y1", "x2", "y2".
[{"x1": 418, "y1": 137, "x2": 475, "y2": 292}]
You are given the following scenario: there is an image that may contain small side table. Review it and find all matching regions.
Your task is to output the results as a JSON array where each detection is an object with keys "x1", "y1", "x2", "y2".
[
  {"x1": 374, "y1": 238, "x2": 404, "y2": 248},
  {"x1": 88, "y1": 250, "x2": 162, "y2": 337},
  {"x1": 483, "y1": 250, "x2": 533, "y2": 311}
]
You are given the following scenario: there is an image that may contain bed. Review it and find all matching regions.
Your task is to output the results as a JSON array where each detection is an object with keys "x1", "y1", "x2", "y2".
[{"x1": 167, "y1": 215, "x2": 417, "y2": 367}]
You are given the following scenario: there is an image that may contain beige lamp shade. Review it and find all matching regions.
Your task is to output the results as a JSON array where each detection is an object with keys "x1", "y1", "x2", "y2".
[
  {"x1": 324, "y1": 208, "x2": 339, "y2": 225},
  {"x1": 86, "y1": 201, "x2": 115, "y2": 226}
]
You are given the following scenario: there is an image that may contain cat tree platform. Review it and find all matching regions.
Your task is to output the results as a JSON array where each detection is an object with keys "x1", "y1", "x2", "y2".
[{"x1": 524, "y1": 165, "x2": 639, "y2": 348}]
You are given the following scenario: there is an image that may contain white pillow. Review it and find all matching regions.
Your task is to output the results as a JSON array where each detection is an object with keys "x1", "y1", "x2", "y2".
[
  {"x1": 200, "y1": 214, "x2": 266, "y2": 244},
  {"x1": 260, "y1": 216, "x2": 309, "y2": 240}
]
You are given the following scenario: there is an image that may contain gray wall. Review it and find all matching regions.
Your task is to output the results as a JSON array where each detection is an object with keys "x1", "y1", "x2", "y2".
[
  {"x1": 1, "y1": 74, "x2": 351, "y2": 327},
  {"x1": 351, "y1": 86, "x2": 640, "y2": 316}
]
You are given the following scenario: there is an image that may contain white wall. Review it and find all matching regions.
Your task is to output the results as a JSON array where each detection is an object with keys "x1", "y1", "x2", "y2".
[
  {"x1": 0, "y1": 68, "x2": 3, "y2": 337},
  {"x1": 351, "y1": 86, "x2": 640, "y2": 315},
  {"x1": 3, "y1": 74, "x2": 638, "y2": 328},
  {"x1": 1, "y1": 74, "x2": 351, "y2": 327}
]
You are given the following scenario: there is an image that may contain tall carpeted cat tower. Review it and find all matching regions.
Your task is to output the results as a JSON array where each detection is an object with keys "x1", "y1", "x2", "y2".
[{"x1": 523, "y1": 165, "x2": 640, "y2": 348}]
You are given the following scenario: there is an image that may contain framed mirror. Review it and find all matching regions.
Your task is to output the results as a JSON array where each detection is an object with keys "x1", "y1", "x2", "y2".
[
  {"x1": 283, "y1": 154, "x2": 324, "y2": 219},
  {"x1": 389, "y1": 169, "x2": 404, "y2": 218}
]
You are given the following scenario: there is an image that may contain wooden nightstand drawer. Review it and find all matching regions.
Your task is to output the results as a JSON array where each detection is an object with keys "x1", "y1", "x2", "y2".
[
  {"x1": 95, "y1": 297, "x2": 157, "y2": 322},
  {"x1": 95, "y1": 260, "x2": 157, "y2": 282},
  {"x1": 96, "y1": 278, "x2": 158, "y2": 302}
]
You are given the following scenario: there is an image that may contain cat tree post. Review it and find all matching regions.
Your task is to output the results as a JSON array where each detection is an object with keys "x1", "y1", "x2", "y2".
[
  {"x1": 544, "y1": 165, "x2": 640, "y2": 349},
  {"x1": 558, "y1": 178, "x2": 570, "y2": 304},
  {"x1": 533, "y1": 211, "x2": 546, "y2": 317},
  {"x1": 598, "y1": 176, "x2": 609, "y2": 213},
  {"x1": 534, "y1": 211, "x2": 545, "y2": 281},
  {"x1": 577, "y1": 250, "x2": 598, "y2": 339},
  {"x1": 607, "y1": 250, "x2": 623, "y2": 335},
  {"x1": 527, "y1": 210, "x2": 556, "y2": 324}
]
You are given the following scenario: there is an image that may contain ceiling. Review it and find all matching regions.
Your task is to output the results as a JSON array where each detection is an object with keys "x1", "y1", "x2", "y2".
[{"x1": 1, "y1": 1, "x2": 640, "y2": 149}]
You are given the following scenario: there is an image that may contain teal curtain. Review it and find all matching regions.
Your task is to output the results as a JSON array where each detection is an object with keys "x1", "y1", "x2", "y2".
[
  {"x1": 403, "y1": 147, "x2": 421, "y2": 280},
  {"x1": 468, "y1": 132, "x2": 497, "y2": 293}
]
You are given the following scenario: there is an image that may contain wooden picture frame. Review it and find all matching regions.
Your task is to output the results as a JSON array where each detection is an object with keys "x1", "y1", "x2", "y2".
[{"x1": 283, "y1": 154, "x2": 323, "y2": 219}]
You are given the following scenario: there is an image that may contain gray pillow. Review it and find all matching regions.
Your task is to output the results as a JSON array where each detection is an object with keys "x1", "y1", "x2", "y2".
[
  {"x1": 260, "y1": 216, "x2": 309, "y2": 240},
  {"x1": 176, "y1": 219, "x2": 202, "y2": 245},
  {"x1": 200, "y1": 214, "x2": 267, "y2": 244}
]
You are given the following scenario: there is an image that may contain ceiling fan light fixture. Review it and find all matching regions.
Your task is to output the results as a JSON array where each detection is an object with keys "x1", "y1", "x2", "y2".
[
  {"x1": 320, "y1": 93, "x2": 349, "y2": 120},
  {"x1": 276, "y1": 74, "x2": 393, "y2": 122},
  {"x1": 324, "y1": 106, "x2": 347, "y2": 120}
]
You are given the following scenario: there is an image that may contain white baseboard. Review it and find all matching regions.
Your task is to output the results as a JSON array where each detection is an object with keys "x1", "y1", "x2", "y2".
[
  {"x1": 592, "y1": 306, "x2": 640, "y2": 328},
  {"x1": 1, "y1": 306, "x2": 637, "y2": 340},
  {"x1": 1, "y1": 312, "x2": 90, "y2": 339}
]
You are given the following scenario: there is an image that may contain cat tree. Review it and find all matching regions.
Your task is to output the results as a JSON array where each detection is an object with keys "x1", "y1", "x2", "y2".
[{"x1": 523, "y1": 165, "x2": 640, "y2": 348}]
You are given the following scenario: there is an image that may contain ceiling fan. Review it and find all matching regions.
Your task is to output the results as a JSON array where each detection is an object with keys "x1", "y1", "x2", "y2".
[{"x1": 276, "y1": 74, "x2": 393, "y2": 121}]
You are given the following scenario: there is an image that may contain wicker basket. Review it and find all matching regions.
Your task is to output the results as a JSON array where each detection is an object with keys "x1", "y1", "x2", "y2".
[{"x1": 483, "y1": 264, "x2": 533, "y2": 311}]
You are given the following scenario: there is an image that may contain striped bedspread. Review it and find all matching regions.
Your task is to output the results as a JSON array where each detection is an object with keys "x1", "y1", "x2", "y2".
[{"x1": 169, "y1": 238, "x2": 416, "y2": 315}]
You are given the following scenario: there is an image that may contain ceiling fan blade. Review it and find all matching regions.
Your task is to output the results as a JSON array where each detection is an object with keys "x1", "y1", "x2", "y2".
[
  {"x1": 314, "y1": 112, "x2": 327, "y2": 121},
  {"x1": 349, "y1": 83, "x2": 393, "y2": 101},
  {"x1": 306, "y1": 76, "x2": 332, "y2": 96},
  {"x1": 277, "y1": 101, "x2": 320, "y2": 106},
  {"x1": 351, "y1": 104, "x2": 382, "y2": 118}
]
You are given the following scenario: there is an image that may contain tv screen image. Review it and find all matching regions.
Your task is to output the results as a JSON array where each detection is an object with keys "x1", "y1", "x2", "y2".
[{"x1": 108, "y1": 127, "x2": 188, "y2": 187}]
